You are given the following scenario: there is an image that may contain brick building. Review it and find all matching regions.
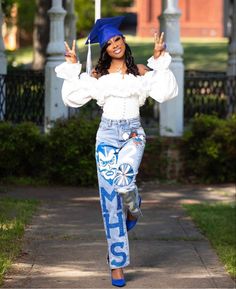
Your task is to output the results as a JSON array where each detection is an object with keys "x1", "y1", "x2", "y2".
[{"x1": 134, "y1": 0, "x2": 230, "y2": 38}]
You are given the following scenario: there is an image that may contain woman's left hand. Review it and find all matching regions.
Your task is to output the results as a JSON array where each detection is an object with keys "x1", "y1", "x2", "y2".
[{"x1": 153, "y1": 32, "x2": 166, "y2": 59}]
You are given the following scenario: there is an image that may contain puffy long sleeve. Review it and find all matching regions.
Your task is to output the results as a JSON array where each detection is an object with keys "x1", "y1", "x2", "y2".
[
  {"x1": 55, "y1": 62, "x2": 98, "y2": 108},
  {"x1": 142, "y1": 53, "x2": 178, "y2": 103}
]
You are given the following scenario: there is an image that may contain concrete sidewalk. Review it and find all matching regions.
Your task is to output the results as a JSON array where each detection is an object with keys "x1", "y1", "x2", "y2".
[{"x1": 0, "y1": 183, "x2": 235, "y2": 289}]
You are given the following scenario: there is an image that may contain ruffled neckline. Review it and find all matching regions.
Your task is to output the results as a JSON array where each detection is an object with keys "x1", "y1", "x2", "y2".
[
  {"x1": 98, "y1": 72, "x2": 141, "y2": 81},
  {"x1": 92, "y1": 71, "x2": 147, "y2": 107}
]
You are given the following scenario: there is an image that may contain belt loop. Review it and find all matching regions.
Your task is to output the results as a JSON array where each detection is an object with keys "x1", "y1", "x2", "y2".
[{"x1": 108, "y1": 119, "x2": 112, "y2": 127}]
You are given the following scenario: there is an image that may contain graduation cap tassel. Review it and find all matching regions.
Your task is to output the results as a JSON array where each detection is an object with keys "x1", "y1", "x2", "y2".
[{"x1": 86, "y1": 39, "x2": 92, "y2": 75}]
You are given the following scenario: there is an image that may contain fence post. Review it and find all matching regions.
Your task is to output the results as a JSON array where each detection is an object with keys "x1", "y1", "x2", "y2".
[
  {"x1": 227, "y1": 0, "x2": 236, "y2": 77},
  {"x1": 159, "y1": 0, "x2": 184, "y2": 136},
  {"x1": 0, "y1": 0, "x2": 6, "y2": 75},
  {"x1": 44, "y1": 0, "x2": 67, "y2": 132},
  {"x1": 0, "y1": 0, "x2": 7, "y2": 121},
  {"x1": 227, "y1": 0, "x2": 236, "y2": 115}
]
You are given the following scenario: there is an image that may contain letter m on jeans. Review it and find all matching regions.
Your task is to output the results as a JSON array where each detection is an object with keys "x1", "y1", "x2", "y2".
[{"x1": 101, "y1": 187, "x2": 122, "y2": 213}]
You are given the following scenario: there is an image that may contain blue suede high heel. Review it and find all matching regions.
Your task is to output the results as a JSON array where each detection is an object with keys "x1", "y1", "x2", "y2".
[
  {"x1": 108, "y1": 256, "x2": 126, "y2": 287},
  {"x1": 126, "y1": 196, "x2": 142, "y2": 232},
  {"x1": 111, "y1": 277, "x2": 126, "y2": 287}
]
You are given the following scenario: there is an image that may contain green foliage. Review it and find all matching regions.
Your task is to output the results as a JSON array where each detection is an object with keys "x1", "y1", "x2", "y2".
[
  {"x1": 140, "y1": 137, "x2": 167, "y2": 181},
  {"x1": 0, "y1": 122, "x2": 15, "y2": 176},
  {"x1": 181, "y1": 115, "x2": 236, "y2": 183},
  {"x1": 3, "y1": 0, "x2": 132, "y2": 48},
  {"x1": 182, "y1": 41, "x2": 228, "y2": 71},
  {"x1": 1, "y1": 0, "x2": 16, "y2": 17},
  {"x1": 0, "y1": 116, "x2": 100, "y2": 186},
  {"x1": 6, "y1": 38, "x2": 228, "y2": 71},
  {"x1": 75, "y1": 0, "x2": 133, "y2": 37},
  {"x1": 16, "y1": 1, "x2": 36, "y2": 33},
  {"x1": 74, "y1": 0, "x2": 94, "y2": 35},
  {"x1": 45, "y1": 116, "x2": 99, "y2": 185},
  {"x1": 0, "y1": 122, "x2": 46, "y2": 178},
  {"x1": 183, "y1": 202, "x2": 236, "y2": 278},
  {"x1": 1, "y1": 114, "x2": 235, "y2": 185},
  {"x1": 2, "y1": 0, "x2": 35, "y2": 34},
  {"x1": 6, "y1": 46, "x2": 33, "y2": 69},
  {"x1": 0, "y1": 197, "x2": 39, "y2": 285}
]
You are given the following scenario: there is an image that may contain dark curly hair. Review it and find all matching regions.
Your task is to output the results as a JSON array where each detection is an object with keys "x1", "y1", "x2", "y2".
[{"x1": 94, "y1": 40, "x2": 140, "y2": 77}]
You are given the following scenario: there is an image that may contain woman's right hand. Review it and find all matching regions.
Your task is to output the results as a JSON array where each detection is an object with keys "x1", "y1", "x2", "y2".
[
  {"x1": 153, "y1": 32, "x2": 166, "y2": 59},
  {"x1": 64, "y1": 40, "x2": 78, "y2": 64}
]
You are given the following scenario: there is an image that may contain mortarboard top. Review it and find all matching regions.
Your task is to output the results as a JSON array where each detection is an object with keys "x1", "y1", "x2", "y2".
[{"x1": 85, "y1": 16, "x2": 125, "y2": 48}]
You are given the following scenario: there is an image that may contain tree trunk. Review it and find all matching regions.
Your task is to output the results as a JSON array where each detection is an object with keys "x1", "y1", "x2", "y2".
[{"x1": 32, "y1": 0, "x2": 50, "y2": 70}]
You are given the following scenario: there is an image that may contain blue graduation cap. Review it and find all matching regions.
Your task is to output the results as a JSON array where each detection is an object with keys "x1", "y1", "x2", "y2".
[
  {"x1": 85, "y1": 16, "x2": 125, "y2": 76},
  {"x1": 86, "y1": 16, "x2": 125, "y2": 48}
]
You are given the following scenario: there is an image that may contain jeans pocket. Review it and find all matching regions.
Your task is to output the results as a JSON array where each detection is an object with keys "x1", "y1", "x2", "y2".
[{"x1": 130, "y1": 122, "x2": 141, "y2": 130}]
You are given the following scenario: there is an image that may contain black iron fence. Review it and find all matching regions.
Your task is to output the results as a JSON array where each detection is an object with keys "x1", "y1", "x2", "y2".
[
  {"x1": 0, "y1": 69, "x2": 235, "y2": 128},
  {"x1": 0, "y1": 70, "x2": 44, "y2": 126},
  {"x1": 184, "y1": 70, "x2": 236, "y2": 120}
]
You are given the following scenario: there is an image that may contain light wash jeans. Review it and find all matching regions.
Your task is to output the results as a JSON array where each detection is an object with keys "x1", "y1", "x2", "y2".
[{"x1": 95, "y1": 117, "x2": 146, "y2": 269}]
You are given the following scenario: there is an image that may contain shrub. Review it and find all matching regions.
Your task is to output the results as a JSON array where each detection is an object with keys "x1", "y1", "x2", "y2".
[
  {"x1": 45, "y1": 116, "x2": 99, "y2": 186},
  {"x1": 1, "y1": 114, "x2": 235, "y2": 185},
  {"x1": 0, "y1": 122, "x2": 46, "y2": 178},
  {"x1": 139, "y1": 137, "x2": 165, "y2": 181},
  {"x1": 0, "y1": 122, "x2": 16, "y2": 177},
  {"x1": 181, "y1": 114, "x2": 236, "y2": 183}
]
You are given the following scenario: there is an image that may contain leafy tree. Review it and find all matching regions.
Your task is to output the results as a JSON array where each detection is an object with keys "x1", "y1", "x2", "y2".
[
  {"x1": 2, "y1": 0, "x2": 133, "y2": 69},
  {"x1": 32, "y1": 0, "x2": 50, "y2": 70},
  {"x1": 75, "y1": 0, "x2": 133, "y2": 37},
  {"x1": 1, "y1": 0, "x2": 16, "y2": 18},
  {"x1": 2, "y1": 0, "x2": 48, "y2": 69},
  {"x1": 2, "y1": 0, "x2": 36, "y2": 45}
]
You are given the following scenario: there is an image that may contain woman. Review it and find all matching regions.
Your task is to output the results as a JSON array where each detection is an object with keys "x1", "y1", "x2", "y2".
[{"x1": 55, "y1": 16, "x2": 178, "y2": 287}]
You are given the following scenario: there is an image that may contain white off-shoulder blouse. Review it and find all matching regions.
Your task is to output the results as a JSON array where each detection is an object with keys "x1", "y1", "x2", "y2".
[{"x1": 55, "y1": 53, "x2": 178, "y2": 120}]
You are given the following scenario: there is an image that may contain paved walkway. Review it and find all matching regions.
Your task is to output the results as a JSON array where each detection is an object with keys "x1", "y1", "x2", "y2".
[{"x1": 0, "y1": 183, "x2": 235, "y2": 289}]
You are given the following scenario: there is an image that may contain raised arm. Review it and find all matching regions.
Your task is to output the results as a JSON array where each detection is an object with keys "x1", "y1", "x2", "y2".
[
  {"x1": 55, "y1": 40, "x2": 98, "y2": 108},
  {"x1": 141, "y1": 32, "x2": 178, "y2": 104}
]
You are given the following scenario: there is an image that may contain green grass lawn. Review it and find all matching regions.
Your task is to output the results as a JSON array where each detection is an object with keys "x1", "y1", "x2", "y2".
[
  {"x1": 182, "y1": 40, "x2": 228, "y2": 71},
  {"x1": 6, "y1": 36, "x2": 228, "y2": 71},
  {"x1": 6, "y1": 47, "x2": 33, "y2": 68},
  {"x1": 0, "y1": 197, "x2": 39, "y2": 285},
  {"x1": 183, "y1": 202, "x2": 236, "y2": 279},
  {"x1": 77, "y1": 36, "x2": 228, "y2": 72}
]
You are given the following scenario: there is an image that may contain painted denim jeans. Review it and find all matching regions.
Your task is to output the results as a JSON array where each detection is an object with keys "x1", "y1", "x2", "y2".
[{"x1": 95, "y1": 117, "x2": 146, "y2": 269}]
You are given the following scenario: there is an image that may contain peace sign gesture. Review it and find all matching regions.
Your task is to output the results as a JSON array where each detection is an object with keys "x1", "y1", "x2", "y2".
[
  {"x1": 153, "y1": 32, "x2": 166, "y2": 59},
  {"x1": 64, "y1": 40, "x2": 77, "y2": 64}
]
